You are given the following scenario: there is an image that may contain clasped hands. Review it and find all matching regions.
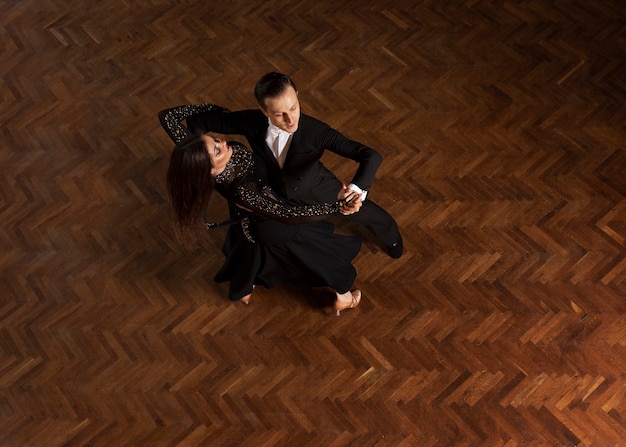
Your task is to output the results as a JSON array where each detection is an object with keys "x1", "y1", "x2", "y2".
[{"x1": 338, "y1": 185, "x2": 363, "y2": 215}]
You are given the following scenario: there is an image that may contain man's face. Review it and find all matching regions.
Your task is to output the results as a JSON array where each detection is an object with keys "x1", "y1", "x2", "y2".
[{"x1": 260, "y1": 85, "x2": 300, "y2": 133}]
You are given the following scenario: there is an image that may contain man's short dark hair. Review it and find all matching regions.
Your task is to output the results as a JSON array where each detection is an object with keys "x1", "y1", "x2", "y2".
[{"x1": 254, "y1": 72, "x2": 297, "y2": 108}]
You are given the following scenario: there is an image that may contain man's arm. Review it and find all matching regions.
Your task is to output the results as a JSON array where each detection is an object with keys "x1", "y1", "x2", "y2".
[
  {"x1": 310, "y1": 117, "x2": 383, "y2": 193},
  {"x1": 186, "y1": 108, "x2": 266, "y2": 137}
]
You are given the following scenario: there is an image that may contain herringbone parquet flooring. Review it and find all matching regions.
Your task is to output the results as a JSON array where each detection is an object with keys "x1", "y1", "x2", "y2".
[{"x1": 2, "y1": 0, "x2": 625, "y2": 445}]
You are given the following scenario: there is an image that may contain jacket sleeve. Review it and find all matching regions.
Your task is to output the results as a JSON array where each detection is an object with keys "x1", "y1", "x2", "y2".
[
  {"x1": 309, "y1": 117, "x2": 383, "y2": 191},
  {"x1": 186, "y1": 108, "x2": 266, "y2": 136}
]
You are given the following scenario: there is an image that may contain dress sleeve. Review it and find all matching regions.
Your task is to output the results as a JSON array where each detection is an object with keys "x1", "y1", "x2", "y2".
[
  {"x1": 158, "y1": 104, "x2": 227, "y2": 144},
  {"x1": 234, "y1": 184, "x2": 346, "y2": 224}
]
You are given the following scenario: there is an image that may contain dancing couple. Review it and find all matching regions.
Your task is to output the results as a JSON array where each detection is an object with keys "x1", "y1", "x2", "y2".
[{"x1": 160, "y1": 72, "x2": 403, "y2": 315}]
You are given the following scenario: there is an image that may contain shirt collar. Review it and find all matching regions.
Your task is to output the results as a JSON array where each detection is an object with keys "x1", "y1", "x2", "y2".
[{"x1": 268, "y1": 119, "x2": 292, "y2": 137}]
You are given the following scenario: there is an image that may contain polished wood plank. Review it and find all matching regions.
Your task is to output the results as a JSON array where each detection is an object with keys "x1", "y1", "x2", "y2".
[{"x1": 1, "y1": 0, "x2": 625, "y2": 445}]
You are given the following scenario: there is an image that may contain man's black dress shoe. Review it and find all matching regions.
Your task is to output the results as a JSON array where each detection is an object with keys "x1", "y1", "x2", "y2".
[{"x1": 387, "y1": 238, "x2": 403, "y2": 259}]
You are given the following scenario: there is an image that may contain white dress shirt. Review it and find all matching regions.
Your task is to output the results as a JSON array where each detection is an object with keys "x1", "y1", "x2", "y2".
[
  {"x1": 265, "y1": 119, "x2": 367, "y2": 200},
  {"x1": 265, "y1": 120, "x2": 292, "y2": 169}
]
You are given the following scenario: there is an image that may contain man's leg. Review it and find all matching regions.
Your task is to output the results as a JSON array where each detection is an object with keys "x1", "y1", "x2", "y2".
[{"x1": 343, "y1": 200, "x2": 403, "y2": 258}]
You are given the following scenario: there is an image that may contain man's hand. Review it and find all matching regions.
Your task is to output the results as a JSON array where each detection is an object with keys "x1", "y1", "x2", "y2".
[{"x1": 338, "y1": 185, "x2": 363, "y2": 215}]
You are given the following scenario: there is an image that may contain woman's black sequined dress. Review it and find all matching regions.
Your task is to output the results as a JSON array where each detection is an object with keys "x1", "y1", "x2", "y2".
[{"x1": 160, "y1": 104, "x2": 361, "y2": 300}]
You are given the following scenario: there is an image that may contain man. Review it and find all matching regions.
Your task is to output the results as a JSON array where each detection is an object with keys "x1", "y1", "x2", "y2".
[{"x1": 186, "y1": 72, "x2": 403, "y2": 258}]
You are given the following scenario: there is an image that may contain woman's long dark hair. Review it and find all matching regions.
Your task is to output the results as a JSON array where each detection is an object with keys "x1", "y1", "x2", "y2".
[{"x1": 166, "y1": 135, "x2": 214, "y2": 249}]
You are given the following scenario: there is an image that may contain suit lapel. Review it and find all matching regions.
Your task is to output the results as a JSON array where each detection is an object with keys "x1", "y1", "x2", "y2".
[
  {"x1": 258, "y1": 123, "x2": 281, "y2": 169},
  {"x1": 282, "y1": 129, "x2": 302, "y2": 169}
]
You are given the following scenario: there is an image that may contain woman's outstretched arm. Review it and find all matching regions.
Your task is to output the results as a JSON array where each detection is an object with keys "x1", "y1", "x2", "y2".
[{"x1": 159, "y1": 104, "x2": 227, "y2": 144}]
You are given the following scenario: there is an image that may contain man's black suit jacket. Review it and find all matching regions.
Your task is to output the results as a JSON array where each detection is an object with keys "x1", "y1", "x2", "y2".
[{"x1": 187, "y1": 108, "x2": 382, "y2": 206}]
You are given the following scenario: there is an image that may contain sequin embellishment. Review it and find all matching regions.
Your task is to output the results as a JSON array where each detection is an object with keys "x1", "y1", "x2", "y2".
[{"x1": 214, "y1": 145, "x2": 253, "y2": 185}]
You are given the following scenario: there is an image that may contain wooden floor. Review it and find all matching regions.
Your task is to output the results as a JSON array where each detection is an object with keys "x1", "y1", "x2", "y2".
[{"x1": 2, "y1": 0, "x2": 625, "y2": 445}]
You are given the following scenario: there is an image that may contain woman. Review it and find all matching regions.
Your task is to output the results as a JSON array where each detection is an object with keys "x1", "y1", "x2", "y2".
[{"x1": 160, "y1": 104, "x2": 362, "y2": 315}]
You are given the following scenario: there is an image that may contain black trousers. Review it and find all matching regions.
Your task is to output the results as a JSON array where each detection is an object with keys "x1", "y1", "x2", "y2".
[{"x1": 340, "y1": 199, "x2": 401, "y2": 248}]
